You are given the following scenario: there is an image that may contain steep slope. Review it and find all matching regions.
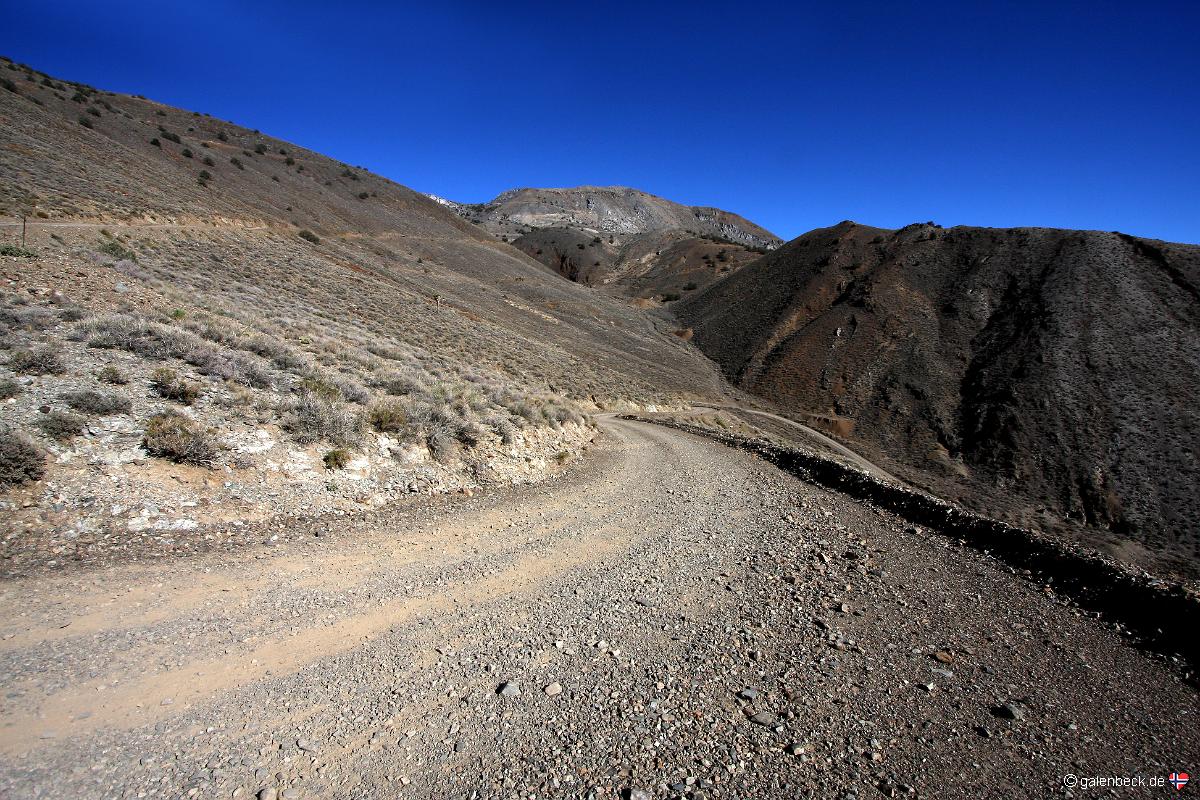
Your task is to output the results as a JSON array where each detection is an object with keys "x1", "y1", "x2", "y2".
[
  {"x1": 0, "y1": 58, "x2": 732, "y2": 570},
  {"x1": 677, "y1": 220, "x2": 1200, "y2": 570},
  {"x1": 0, "y1": 59, "x2": 726, "y2": 403},
  {"x1": 441, "y1": 186, "x2": 781, "y2": 299}
]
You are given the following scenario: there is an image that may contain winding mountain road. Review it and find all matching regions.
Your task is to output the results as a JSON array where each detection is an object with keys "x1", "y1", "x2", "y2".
[{"x1": 1, "y1": 418, "x2": 1195, "y2": 799}]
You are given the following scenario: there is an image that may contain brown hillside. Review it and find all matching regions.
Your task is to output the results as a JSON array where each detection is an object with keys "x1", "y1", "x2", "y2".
[
  {"x1": 0, "y1": 59, "x2": 727, "y2": 405},
  {"x1": 677, "y1": 220, "x2": 1200, "y2": 571}
]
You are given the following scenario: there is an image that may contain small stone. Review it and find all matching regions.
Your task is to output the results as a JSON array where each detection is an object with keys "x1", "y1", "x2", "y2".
[
  {"x1": 934, "y1": 650, "x2": 954, "y2": 664},
  {"x1": 160, "y1": 697, "x2": 173, "y2": 706},
  {"x1": 749, "y1": 711, "x2": 778, "y2": 727},
  {"x1": 257, "y1": 790, "x2": 277, "y2": 800},
  {"x1": 992, "y1": 703, "x2": 1025, "y2": 720},
  {"x1": 738, "y1": 687, "x2": 759, "y2": 701},
  {"x1": 627, "y1": 789, "x2": 652, "y2": 800},
  {"x1": 498, "y1": 682, "x2": 520, "y2": 697},
  {"x1": 543, "y1": 682, "x2": 563, "y2": 696},
  {"x1": 281, "y1": 790, "x2": 301, "y2": 800},
  {"x1": 296, "y1": 738, "x2": 318, "y2": 752}
]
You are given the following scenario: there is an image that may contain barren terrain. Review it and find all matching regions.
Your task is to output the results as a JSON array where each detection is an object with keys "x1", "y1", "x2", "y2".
[
  {"x1": 3, "y1": 56, "x2": 1199, "y2": 800},
  {"x1": 678, "y1": 221, "x2": 1200, "y2": 577},
  {"x1": 3, "y1": 417, "x2": 1195, "y2": 799}
]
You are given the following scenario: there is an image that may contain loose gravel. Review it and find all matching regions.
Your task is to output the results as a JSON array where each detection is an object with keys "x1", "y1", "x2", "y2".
[{"x1": 0, "y1": 418, "x2": 1196, "y2": 799}]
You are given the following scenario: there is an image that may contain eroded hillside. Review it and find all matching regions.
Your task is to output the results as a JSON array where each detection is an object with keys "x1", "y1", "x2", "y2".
[
  {"x1": 0, "y1": 58, "x2": 731, "y2": 574},
  {"x1": 677, "y1": 220, "x2": 1200, "y2": 573}
]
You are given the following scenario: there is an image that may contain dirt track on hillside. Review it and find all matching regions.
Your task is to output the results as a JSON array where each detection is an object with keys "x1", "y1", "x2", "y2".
[{"x1": 1, "y1": 418, "x2": 1196, "y2": 799}]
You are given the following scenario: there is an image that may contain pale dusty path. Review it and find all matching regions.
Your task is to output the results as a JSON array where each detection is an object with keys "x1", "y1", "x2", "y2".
[{"x1": 0, "y1": 418, "x2": 1195, "y2": 799}]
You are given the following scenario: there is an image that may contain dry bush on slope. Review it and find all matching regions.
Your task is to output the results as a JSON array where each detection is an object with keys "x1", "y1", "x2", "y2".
[
  {"x1": 142, "y1": 412, "x2": 220, "y2": 466},
  {"x1": 60, "y1": 389, "x2": 132, "y2": 415},
  {"x1": 0, "y1": 432, "x2": 45, "y2": 486},
  {"x1": 8, "y1": 346, "x2": 65, "y2": 376},
  {"x1": 285, "y1": 390, "x2": 363, "y2": 447},
  {"x1": 76, "y1": 315, "x2": 272, "y2": 388}
]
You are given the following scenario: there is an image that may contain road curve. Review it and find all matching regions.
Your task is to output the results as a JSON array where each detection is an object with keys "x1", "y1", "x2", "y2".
[
  {"x1": 692, "y1": 403, "x2": 901, "y2": 483},
  {"x1": 0, "y1": 417, "x2": 1195, "y2": 798}
]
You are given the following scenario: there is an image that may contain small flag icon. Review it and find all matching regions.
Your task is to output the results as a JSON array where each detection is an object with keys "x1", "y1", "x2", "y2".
[{"x1": 1169, "y1": 772, "x2": 1190, "y2": 791}]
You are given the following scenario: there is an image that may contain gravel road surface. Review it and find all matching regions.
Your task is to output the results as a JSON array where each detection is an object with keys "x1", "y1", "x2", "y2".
[{"x1": 1, "y1": 418, "x2": 1195, "y2": 799}]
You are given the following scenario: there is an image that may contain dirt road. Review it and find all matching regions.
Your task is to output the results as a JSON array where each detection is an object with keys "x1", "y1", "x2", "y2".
[{"x1": 1, "y1": 418, "x2": 1195, "y2": 798}]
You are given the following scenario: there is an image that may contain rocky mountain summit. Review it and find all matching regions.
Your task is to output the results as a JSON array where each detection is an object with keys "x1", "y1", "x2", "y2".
[
  {"x1": 449, "y1": 186, "x2": 780, "y2": 248},
  {"x1": 436, "y1": 186, "x2": 782, "y2": 300}
]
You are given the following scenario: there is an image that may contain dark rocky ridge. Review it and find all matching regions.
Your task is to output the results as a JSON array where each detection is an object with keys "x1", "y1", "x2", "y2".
[{"x1": 676, "y1": 221, "x2": 1200, "y2": 572}]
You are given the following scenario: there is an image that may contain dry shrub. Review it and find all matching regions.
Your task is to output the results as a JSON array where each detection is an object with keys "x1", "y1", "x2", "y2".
[
  {"x1": 143, "y1": 412, "x2": 219, "y2": 466},
  {"x1": 96, "y1": 365, "x2": 129, "y2": 385},
  {"x1": 8, "y1": 345, "x2": 65, "y2": 375},
  {"x1": 150, "y1": 368, "x2": 200, "y2": 405},
  {"x1": 285, "y1": 390, "x2": 362, "y2": 446},
  {"x1": 61, "y1": 389, "x2": 131, "y2": 415},
  {"x1": 0, "y1": 432, "x2": 46, "y2": 485},
  {"x1": 37, "y1": 411, "x2": 88, "y2": 441},
  {"x1": 323, "y1": 448, "x2": 351, "y2": 470},
  {"x1": 367, "y1": 401, "x2": 407, "y2": 433},
  {"x1": 79, "y1": 315, "x2": 271, "y2": 388}
]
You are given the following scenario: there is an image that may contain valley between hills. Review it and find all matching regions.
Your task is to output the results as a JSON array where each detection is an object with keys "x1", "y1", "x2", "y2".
[{"x1": 1, "y1": 57, "x2": 1198, "y2": 799}]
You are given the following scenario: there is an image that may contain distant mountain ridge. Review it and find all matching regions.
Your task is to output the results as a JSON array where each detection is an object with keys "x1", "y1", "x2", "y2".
[
  {"x1": 432, "y1": 186, "x2": 782, "y2": 300},
  {"x1": 444, "y1": 185, "x2": 781, "y2": 249}
]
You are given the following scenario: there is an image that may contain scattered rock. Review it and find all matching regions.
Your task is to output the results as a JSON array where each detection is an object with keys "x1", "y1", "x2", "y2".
[
  {"x1": 544, "y1": 682, "x2": 563, "y2": 696},
  {"x1": 498, "y1": 682, "x2": 521, "y2": 697},
  {"x1": 992, "y1": 703, "x2": 1025, "y2": 721}
]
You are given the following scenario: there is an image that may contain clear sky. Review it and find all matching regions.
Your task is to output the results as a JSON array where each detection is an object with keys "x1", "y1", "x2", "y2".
[{"x1": 3, "y1": 1, "x2": 1198, "y2": 242}]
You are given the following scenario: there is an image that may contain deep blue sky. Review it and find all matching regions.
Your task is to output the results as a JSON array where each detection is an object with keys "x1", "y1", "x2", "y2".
[{"x1": 4, "y1": 1, "x2": 1198, "y2": 242}]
